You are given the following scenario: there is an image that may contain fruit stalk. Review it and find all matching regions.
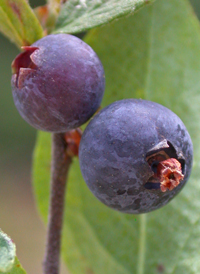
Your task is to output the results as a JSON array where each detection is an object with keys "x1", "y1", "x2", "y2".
[{"x1": 43, "y1": 133, "x2": 72, "y2": 274}]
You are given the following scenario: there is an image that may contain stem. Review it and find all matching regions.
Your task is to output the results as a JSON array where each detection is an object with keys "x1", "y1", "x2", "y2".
[
  {"x1": 137, "y1": 214, "x2": 146, "y2": 274},
  {"x1": 43, "y1": 133, "x2": 72, "y2": 274}
]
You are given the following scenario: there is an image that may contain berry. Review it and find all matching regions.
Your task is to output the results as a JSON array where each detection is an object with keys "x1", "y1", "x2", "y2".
[
  {"x1": 11, "y1": 34, "x2": 105, "y2": 132},
  {"x1": 79, "y1": 99, "x2": 193, "y2": 214}
]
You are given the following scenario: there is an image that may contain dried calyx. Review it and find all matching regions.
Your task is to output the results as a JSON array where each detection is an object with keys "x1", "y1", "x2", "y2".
[
  {"x1": 145, "y1": 140, "x2": 185, "y2": 192},
  {"x1": 156, "y1": 158, "x2": 184, "y2": 192}
]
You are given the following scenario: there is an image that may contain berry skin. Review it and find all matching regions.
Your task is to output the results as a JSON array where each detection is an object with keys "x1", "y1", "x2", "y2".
[
  {"x1": 11, "y1": 34, "x2": 105, "y2": 132},
  {"x1": 79, "y1": 99, "x2": 193, "y2": 214}
]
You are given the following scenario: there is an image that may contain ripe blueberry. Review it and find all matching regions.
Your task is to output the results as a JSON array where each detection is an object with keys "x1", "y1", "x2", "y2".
[
  {"x1": 11, "y1": 34, "x2": 105, "y2": 132},
  {"x1": 79, "y1": 99, "x2": 193, "y2": 214}
]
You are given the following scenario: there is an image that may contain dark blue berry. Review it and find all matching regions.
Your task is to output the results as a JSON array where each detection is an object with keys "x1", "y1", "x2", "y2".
[
  {"x1": 79, "y1": 99, "x2": 193, "y2": 214},
  {"x1": 11, "y1": 34, "x2": 105, "y2": 132}
]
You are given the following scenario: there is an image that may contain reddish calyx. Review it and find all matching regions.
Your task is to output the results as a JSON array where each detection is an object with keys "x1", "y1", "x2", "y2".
[
  {"x1": 157, "y1": 158, "x2": 184, "y2": 192},
  {"x1": 11, "y1": 46, "x2": 38, "y2": 88},
  {"x1": 64, "y1": 128, "x2": 82, "y2": 157},
  {"x1": 12, "y1": 46, "x2": 38, "y2": 75}
]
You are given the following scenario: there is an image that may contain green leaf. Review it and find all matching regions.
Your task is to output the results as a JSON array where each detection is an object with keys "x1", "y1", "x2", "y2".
[
  {"x1": 55, "y1": 0, "x2": 154, "y2": 34},
  {"x1": 0, "y1": 230, "x2": 26, "y2": 274},
  {"x1": 0, "y1": 7, "x2": 22, "y2": 46},
  {"x1": 0, "y1": 0, "x2": 43, "y2": 48},
  {"x1": 33, "y1": 0, "x2": 200, "y2": 273}
]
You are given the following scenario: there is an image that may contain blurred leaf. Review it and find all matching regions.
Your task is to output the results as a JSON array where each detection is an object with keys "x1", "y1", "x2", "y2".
[
  {"x1": 33, "y1": 0, "x2": 200, "y2": 273},
  {"x1": 190, "y1": 0, "x2": 200, "y2": 19},
  {"x1": 55, "y1": 0, "x2": 154, "y2": 34},
  {"x1": 0, "y1": 230, "x2": 15, "y2": 272},
  {"x1": 0, "y1": 7, "x2": 22, "y2": 46},
  {"x1": 33, "y1": 132, "x2": 51, "y2": 223},
  {"x1": 0, "y1": 230, "x2": 26, "y2": 274},
  {"x1": 47, "y1": 0, "x2": 60, "y2": 13},
  {"x1": 0, "y1": 0, "x2": 43, "y2": 48},
  {"x1": 0, "y1": 258, "x2": 26, "y2": 274}
]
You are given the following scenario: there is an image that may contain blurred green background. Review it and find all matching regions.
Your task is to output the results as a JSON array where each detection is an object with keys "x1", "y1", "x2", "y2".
[{"x1": 0, "y1": 1, "x2": 199, "y2": 273}]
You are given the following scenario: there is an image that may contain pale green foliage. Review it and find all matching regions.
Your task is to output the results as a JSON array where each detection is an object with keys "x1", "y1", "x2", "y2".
[
  {"x1": 0, "y1": 258, "x2": 26, "y2": 274},
  {"x1": 48, "y1": 0, "x2": 60, "y2": 13},
  {"x1": 55, "y1": 0, "x2": 154, "y2": 34},
  {"x1": 0, "y1": 230, "x2": 15, "y2": 272},
  {"x1": 33, "y1": 0, "x2": 200, "y2": 273},
  {"x1": 0, "y1": 230, "x2": 26, "y2": 274}
]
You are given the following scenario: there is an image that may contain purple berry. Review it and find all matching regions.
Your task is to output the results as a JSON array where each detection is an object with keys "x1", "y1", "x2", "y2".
[
  {"x1": 11, "y1": 34, "x2": 105, "y2": 132},
  {"x1": 79, "y1": 99, "x2": 193, "y2": 214}
]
